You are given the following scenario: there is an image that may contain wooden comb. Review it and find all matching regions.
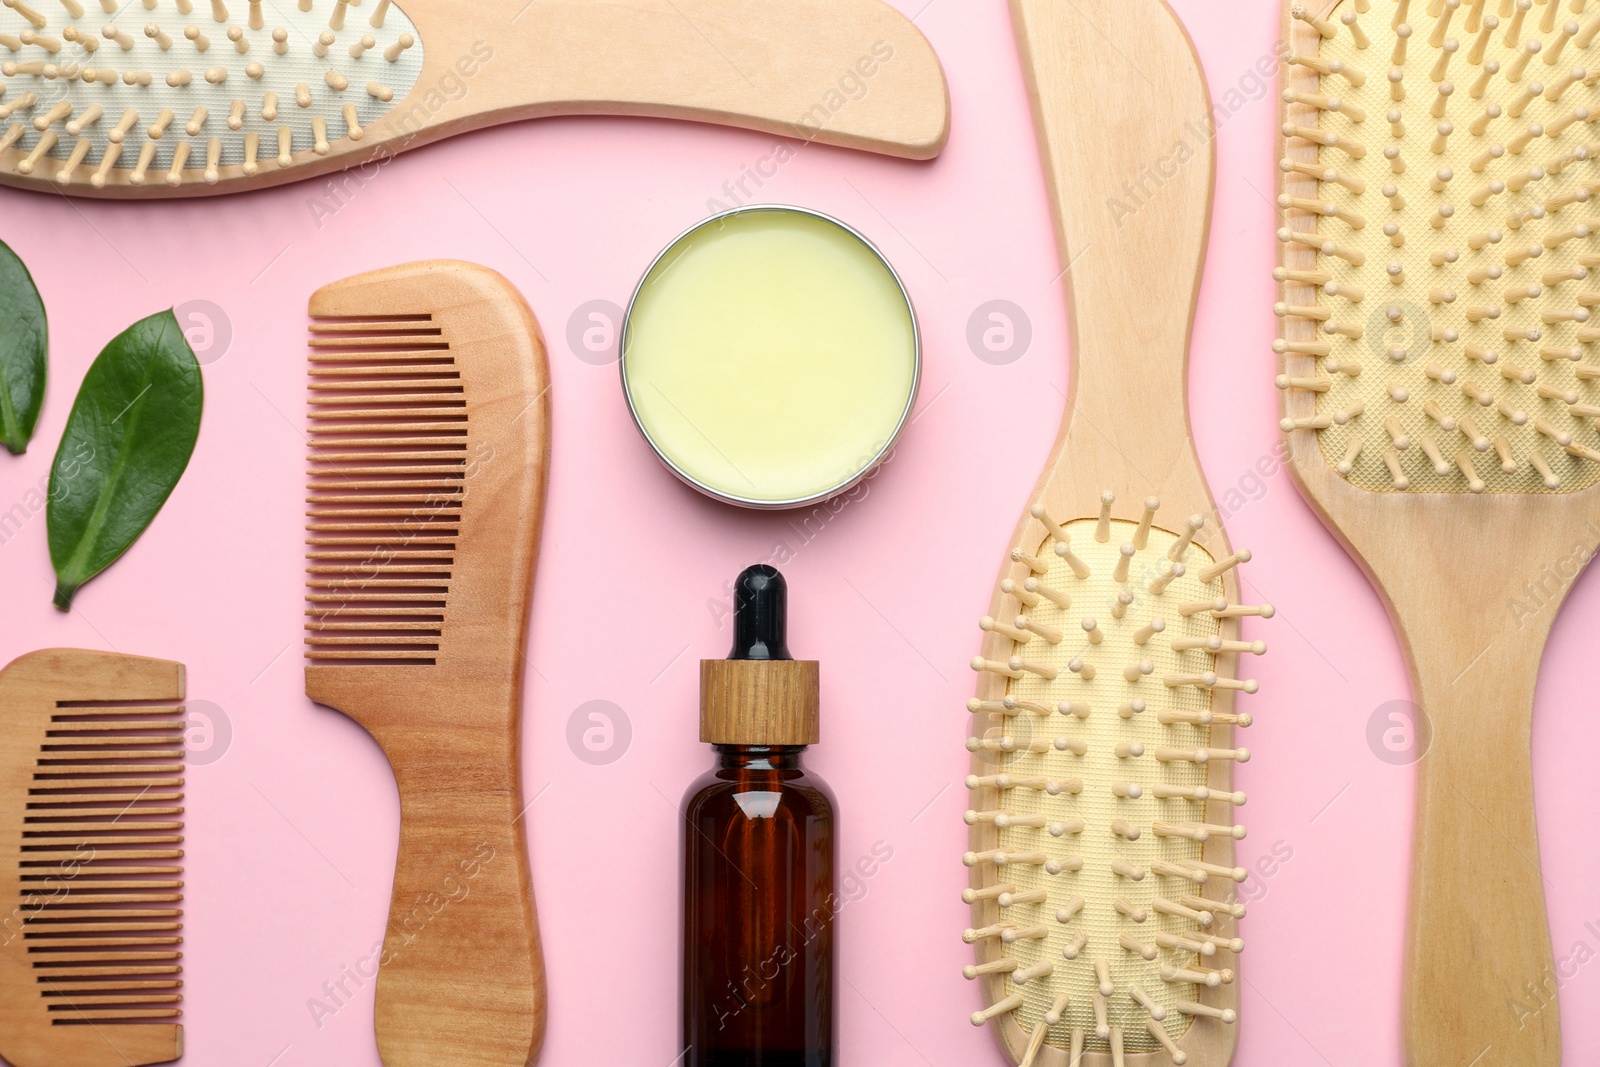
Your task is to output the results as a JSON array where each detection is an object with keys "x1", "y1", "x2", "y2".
[
  {"x1": 0, "y1": 648, "x2": 186, "y2": 1067},
  {"x1": 0, "y1": 0, "x2": 949, "y2": 196},
  {"x1": 304, "y1": 261, "x2": 551, "y2": 1067},
  {"x1": 963, "y1": 2, "x2": 1258, "y2": 1064},
  {"x1": 1278, "y1": 2, "x2": 1600, "y2": 1063}
]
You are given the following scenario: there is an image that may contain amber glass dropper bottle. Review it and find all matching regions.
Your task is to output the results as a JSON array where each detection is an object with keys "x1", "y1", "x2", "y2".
[{"x1": 682, "y1": 564, "x2": 837, "y2": 1067}]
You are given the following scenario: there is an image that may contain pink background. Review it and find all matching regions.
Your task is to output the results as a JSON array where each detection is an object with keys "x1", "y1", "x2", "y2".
[{"x1": 3, "y1": 1, "x2": 1599, "y2": 1064}]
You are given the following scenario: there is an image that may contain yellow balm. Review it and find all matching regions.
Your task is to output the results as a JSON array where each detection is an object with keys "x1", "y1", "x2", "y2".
[{"x1": 622, "y1": 206, "x2": 919, "y2": 508}]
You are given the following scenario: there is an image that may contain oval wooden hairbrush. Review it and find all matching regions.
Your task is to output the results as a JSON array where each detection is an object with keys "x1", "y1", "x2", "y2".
[
  {"x1": 965, "y1": 3, "x2": 1266, "y2": 1064},
  {"x1": 0, "y1": 0, "x2": 949, "y2": 197},
  {"x1": 1278, "y1": 2, "x2": 1600, "y2": 1063}
]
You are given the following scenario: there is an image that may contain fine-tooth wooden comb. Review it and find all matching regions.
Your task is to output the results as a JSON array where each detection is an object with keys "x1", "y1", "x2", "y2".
[
  {"x1": 0, "y1": 0, "x2": 949, "y2": 196},
  {"x1": 304, "y1": 260, "x2": 550, "y2": 1067},
  {"x1": 966, "y1": 3, "x2": 1266, "y2": 1064},
  {"x1": 0, "y1": 648, "x2": 186, "y2": 1067},
  {"x1": 1278, "y1": 2, "x2": 1600, "y2": 1063}
]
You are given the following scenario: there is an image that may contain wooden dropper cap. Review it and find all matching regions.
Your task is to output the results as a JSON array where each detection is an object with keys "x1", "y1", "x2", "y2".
[{"x1": 701, "y1": 565, "x2": 819, "y2": 745}]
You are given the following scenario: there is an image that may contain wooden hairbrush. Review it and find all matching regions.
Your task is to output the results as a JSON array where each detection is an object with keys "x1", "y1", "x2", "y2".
[
  {"x1": 0, "y1": 648, "x2": 186, "y2": 1067},
  {"x1": 965, "y1": 3, "x2": 1265, "y2": 1064},
  {"x1": 0, "y1": 0, "x2": 949, "y2": 197},
  {"x1": 304, "y1": 260, "x2": 551, "y2": 1067},
  {"x1": 1278, "y1": 2, "x2": 1600, "y2": 1063}
]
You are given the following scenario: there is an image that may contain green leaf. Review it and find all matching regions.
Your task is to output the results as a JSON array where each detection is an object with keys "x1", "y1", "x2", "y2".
[
  {"x1": 47, "y1": 310, "x2": 203, "y2": 610},
  {"x1": 0, "y1": 237, "x2": 48, "y2": 455}
]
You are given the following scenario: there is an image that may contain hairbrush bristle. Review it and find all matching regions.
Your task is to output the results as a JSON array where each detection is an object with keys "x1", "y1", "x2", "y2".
[
  {"x1": 966, "y1": 500, "x2": 1259, "y2": 1063},
  {"x1": 0, "y1": 0, "x2": 421, "y2": 187},
  {"x1": 1279, "y1": 0, "x2": 1600, "y2": 492}
]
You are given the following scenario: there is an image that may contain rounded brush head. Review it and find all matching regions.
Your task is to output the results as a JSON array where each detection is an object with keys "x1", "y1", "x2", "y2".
[
  {"x1": 966, "y1": 498, "x2": 1262, "y2": 1064},
  {"x1": 0, "y1": 0, "x2": 423, "y2": 187},
  {"x1": 1279, "y1": 0, "x2": 1600, "y2": 493}
]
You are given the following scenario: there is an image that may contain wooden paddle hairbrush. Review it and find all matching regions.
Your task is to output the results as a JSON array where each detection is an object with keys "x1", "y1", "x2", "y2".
[
  {"x1": 304, "y1": 260, "x2": 550, "y2": 1067},
  {"x1": 0, "y1": 0, "x2": 949, "y2": 197},
  {"x1": 965, "y1": 3, "x2": 1266, "y2": 1064},
  {"x1": 0, "y1": 648, "x2": 186, "y2": 1067},
  {"x1": 1278, "y1": 2, "x2": 1600, "y2": 1063}
]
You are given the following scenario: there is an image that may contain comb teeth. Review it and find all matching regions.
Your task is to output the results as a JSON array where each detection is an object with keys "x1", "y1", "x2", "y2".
[
  {"x1": 1279, "y1": 0, "x2": 1600, "y2": 492},
  {"x1": 0, "y1": 0, "x2": 422, "y2": 186},
  {"x1": 305, "y1": 314, "x2": 462, "y2": 666},
  {"x1": 22, "y1": 696, "x2": 186, "y2": 1022},
  {"x1": 966, "y1": 498, "x2": 1257, "y2": 1059}
]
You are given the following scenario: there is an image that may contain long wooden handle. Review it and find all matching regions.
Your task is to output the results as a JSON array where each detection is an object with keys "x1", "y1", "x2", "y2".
[
  {"x1": 1400, "y1": 613, "x2": 1559, "y2": 1067},
  {"x1": 1011, "y1": 0, "x2": 1214, "y2": 486},
  {"x1": 374, "y1": 722, "x2": 544, "y2": 1067},
  {"x1": 423, "y1": 0, "x2": 950, "y2": 160}
]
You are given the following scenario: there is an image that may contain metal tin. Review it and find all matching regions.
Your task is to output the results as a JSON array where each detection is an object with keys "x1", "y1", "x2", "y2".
[{"x1": 620, "y1": 204, "x2": 922, "y2": 511}]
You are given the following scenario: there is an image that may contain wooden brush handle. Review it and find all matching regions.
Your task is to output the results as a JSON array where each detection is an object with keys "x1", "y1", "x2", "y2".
[
  {"x1": 484, "y1": 0, "x2": 950, "y2": 158},
  {"x1": 1309, "y1": 495, "x2": 1578, "y2": 1067},
  {"x1": 1395, "y1": 594, "x2": 1560, "y2": 1067},
  {"x1": 1011, "y1": 0, "x2": 1214, "y2": 483},
  {"x1": 375, "y1": 712, "x2": 544, "y2": 1067}
]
